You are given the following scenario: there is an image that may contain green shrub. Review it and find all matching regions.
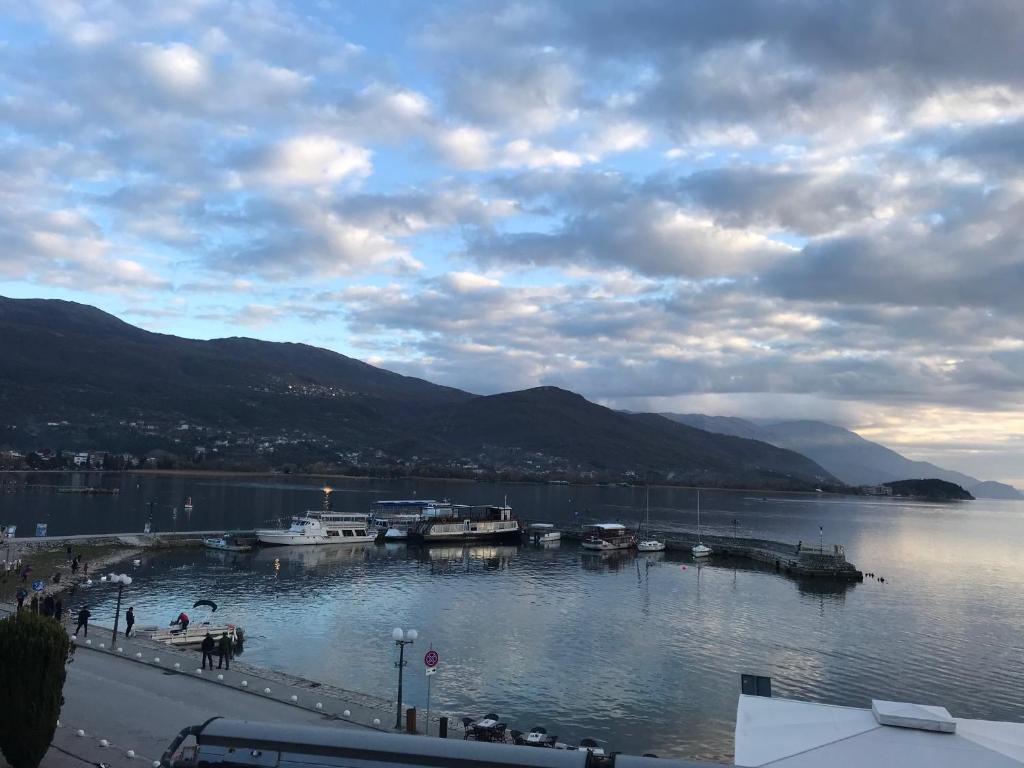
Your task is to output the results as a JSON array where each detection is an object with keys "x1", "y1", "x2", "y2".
[{"x1": 0, "y1": 612, "x2": 71, "y2": 768}]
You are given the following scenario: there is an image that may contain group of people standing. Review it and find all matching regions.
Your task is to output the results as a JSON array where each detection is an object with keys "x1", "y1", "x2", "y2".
[{"x1": 201, "y1": 632, "x2": 234, "y2": 670}]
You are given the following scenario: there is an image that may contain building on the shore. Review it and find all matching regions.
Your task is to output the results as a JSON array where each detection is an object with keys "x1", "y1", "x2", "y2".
[{"x1": 735, "y1": 694, "x2": 1024, "y2": 766}]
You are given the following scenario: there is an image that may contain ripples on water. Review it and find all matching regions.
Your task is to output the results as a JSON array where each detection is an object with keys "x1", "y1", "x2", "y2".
[{"x1": 6, "y1": 474, "x2": 1024, "y2": 760}]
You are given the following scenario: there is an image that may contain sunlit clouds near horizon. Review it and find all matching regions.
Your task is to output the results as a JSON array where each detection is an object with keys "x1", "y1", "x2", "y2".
[{"x1": 1, "y1": 1, "x2": 1022, "y2": 483}]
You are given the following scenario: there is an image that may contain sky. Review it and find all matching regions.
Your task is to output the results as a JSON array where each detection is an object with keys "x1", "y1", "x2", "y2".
[{"x1": 1, "y1": 1, "x2": 1022, "y2": 485}]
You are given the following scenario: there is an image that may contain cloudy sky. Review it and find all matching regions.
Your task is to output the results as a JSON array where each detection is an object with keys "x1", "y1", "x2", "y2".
[{"x1": 2, "y1": 0, "x2": 1022, "y2": 484}]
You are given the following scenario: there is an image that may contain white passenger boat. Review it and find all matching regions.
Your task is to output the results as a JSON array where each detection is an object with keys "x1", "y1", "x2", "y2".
[
  {"x1": 580, "y1": 523, "x2": 637, "y2": 551},
  {"x1": 368, "y1": 500, "x2": 454, "y2": 540},
  {"x1": 408, "y1": 500, "x2": 521, "y2": 543},
  {"x1": 255, "y1": 487, "x2": 375, "y2": 546},
  {"x1": 526, "y1": 523, "x2": 561, "y2": 544}
]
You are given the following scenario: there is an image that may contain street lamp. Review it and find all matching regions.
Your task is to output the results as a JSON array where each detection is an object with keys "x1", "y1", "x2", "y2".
[
  {"x1": 107, "y1": 573, "x2": 133, "y2": 644},
  {"x1": 391, "y1": 627, "x2": 417, "y2": 729}
]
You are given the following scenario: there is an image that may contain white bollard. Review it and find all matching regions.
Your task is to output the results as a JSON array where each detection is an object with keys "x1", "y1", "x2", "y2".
[
  {"x1": 127, "y1": 750, "x2": 136, "y2": 758},
  {"x1": 343, "y1": 710, "x2": 351, "y2": 717},
  {"x1": 136, "y1": 652, "x2": 143, "y2": 658},
  {"x1": 372, "y1": 718, "x2": 380, "y2": 726},
  {"x1": 241, "y1": 680, "x2": 248, "y2": 687},
  {"x1": 56, "y1": 720, "x2": 61, "y2": 728},
  {"x1": 154, "y1": 657, "x2": 160, "y2": 663},
  {"x1": 196, "y1": 669, "x2": 203, "y2": 674},
  {"x1": 99, "y1": 739, "x2": 109, "y2": 748},
  {"x1": 77, "y1": 730, "x2": 86, "y2": 737},
  {"x1": 174, "y1": 662, "x2": 180, "y2": 669},
  {"x1": 85, "y1": 639, "x2": 92, "y2": 645},
  {"x1": 290, "y1": 695, "x2": 298, "y2": 702},
  {"x1": 264, "y1": 687, "x2": 271, "y2": 694},
  {"x1": 98, "y1": 643, "x2": 105, "y2": 649},
  {"x1": 217, "y1": 674, "x2": 224, "y2": 680},
  {"x1": 315, "y1": 703, "x2": 322, "y2": 710},
  {"x1": 153, "y1": 761, "x2": 161, "y2": 767},
  {"x1": 117, "y1": 647, "x2": 123, "y2": 653}
]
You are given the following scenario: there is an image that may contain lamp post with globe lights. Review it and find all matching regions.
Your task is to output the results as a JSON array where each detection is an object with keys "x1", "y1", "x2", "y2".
[
  {"x1": 391, "y1": 628, "x2": 417, "y2": 729},
  {"x1": 106, "y1": 573, "x2": 133, "y2": 644}
]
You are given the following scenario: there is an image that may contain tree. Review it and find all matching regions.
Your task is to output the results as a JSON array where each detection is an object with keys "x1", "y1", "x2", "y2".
[{"x1": 0, "y1": 612, "x2": 71, "y2": 768}]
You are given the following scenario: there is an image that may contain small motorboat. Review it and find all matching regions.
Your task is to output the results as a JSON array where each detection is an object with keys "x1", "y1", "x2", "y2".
[
  {"x1": 145, "y1": 622, "x2": 243, "y2": 648},
  {"x1": 526, "y1": 523, "x2": 561, "y2": 545},
  {"x1": 204, "y1": 533, "x2": 255, "y2": 552}
]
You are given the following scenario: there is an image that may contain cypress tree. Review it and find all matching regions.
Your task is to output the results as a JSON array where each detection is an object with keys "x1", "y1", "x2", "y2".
[{"x1": 0, "y1": 611, "x2": 71, "y2": 768}]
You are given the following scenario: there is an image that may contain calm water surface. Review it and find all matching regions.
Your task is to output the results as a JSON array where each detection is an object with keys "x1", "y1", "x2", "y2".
[{"x1": 3, "y1": 472, "x2": 1024, "y2": 761}]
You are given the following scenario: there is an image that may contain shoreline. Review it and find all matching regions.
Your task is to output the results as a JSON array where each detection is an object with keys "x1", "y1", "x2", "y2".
[{"x1": 2, "y1": 467, "x2": 847, "y2": 497}]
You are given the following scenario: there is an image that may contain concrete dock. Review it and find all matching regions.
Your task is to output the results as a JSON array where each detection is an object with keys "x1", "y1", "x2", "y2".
[{"x1": 563, "y1": 528, "x2": 863, "y2": 581}]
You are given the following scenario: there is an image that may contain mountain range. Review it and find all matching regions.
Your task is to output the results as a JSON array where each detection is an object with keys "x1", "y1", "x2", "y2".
[
  {"x1": 662, "y1": 414, "x2": 1021, "y2": 499},
  {"x1": 0, "y1": 297, "x2": 833, "y2": 489},
  {"x1": 1, "y1": 296, "x2": 1014, "y2": 497}
]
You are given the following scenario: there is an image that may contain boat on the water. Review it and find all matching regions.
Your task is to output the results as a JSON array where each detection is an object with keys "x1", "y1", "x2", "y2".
[
  {"x1": 692, "y1": 491, "x2": 712, "y2": 558},
  {"x1": 204, "y1": 533, "x2": 255, "y2": 552},
  {"x1": 368, "y1": 499, "x2": 454, "y2": 540},
  {"x1": 526, "y1": 522, "x2": 561, "y2": 545},
  {"x1": 637, "y1": 487, "x2": 666, "y2": 552},
  {"x1": 184, "y1": 496, "x2": 194, "y2": 513},
  {"x1": 255, "y1": 487, "x2": 375, "y2": 546},
  {"x1": 581, "y1": 523, "x2": 637, "y2": 551},
  {"x1": 408, "y1": 500, "x2": 521, "y2": 543}
]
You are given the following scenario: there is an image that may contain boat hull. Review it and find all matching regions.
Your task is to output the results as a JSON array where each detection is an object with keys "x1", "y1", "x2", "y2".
[
  {"x1": 581, "y1": 539, "x2": 635, "y2": 550},
  {"x1": 411, "y1": 528, "x2": 523, "y2": 544},
  {"x1": 637, "y1": 541, "x2": 666, "y2": 552},
  {"x1": 204, "y1": 539, "x2": 253, "y2": 552},
  {"x1": 255, "y1": 531, "x2": 376, "y2": 546}
]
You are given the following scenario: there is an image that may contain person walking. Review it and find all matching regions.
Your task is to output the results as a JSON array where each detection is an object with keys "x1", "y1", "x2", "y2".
[
  {"x1": 55, "y1": 598, "x2": 64, "y2": 623},
  {"x1": 124, "y1": 607, "x2": 135, "y2": 637},
  {"x1": 201, "y1": 633, "x2": 215, "y2": 670},
  {"x1": 74, "y1": 605, "x2": 91, "y2": 637},
  {"x1": 217, "y1": 632, "x2": 232, "y2": 670},
  {"x1": 71, "y1": 557, "x2": 79, "y2": 575},
  {"x1": 66, "y1": 544, "x2": 73, "y2": 562},
  {"x1": 42, "y1": 594, "x2": 55, "y2": 617},
  {"x1": 15, "y1": 586, "x2": 27, "y2": 611}
]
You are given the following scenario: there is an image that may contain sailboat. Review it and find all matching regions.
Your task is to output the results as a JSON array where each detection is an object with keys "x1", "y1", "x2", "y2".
[
  {"x1": 637, "y1": 486, "x2": 666, "y2": 552},
  {"x1": 691, "y1": 490, "x2": 712, "y2": 558}
]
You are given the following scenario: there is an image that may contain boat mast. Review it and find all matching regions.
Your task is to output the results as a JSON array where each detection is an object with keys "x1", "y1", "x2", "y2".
[{"x1": 697, "y1": 490, "x2": 701, "y2": 544}]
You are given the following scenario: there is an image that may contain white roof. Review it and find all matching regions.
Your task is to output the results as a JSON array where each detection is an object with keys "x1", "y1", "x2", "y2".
[
  {"x1": 529, "y1": 523, "x2": 555, "y2": 529},
  {"x1": 586, "y1": 523, "x2": 626, "y2": 530},
  {"x1": 736, "y1": 695, "x2": 1024, "y2": 767}
]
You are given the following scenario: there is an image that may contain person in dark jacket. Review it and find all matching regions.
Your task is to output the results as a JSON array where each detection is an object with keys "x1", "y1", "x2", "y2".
[
  {"x1": 15, "y1": 587, "x2": 27, "y2": 611},
  {"x1": 217, "y1": 632, "x2": 232, "y2": 669},
  {"x1": 74, "y1": 606, "x2": 91, "y2": 637},
  {"x1": 55, "y1": 598, "x2": 64, "y2": 622},
  {"x1": 201, "y1": 633, "x2": 215, "y2": 670},
  {"x1": 42, "y1": 594, "x2": 55, "y2": 617},
  {"x1": 125, "y1": 607, "x2": 135, "y2": 637}
]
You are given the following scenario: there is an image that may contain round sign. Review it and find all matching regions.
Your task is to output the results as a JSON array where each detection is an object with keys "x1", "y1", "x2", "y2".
[
  {"x1": 424, "y1": 650, "x2": 439, "y2": 668},
  {"x1": 31, "y1": 580, "x2": 45, "y2": 592}
]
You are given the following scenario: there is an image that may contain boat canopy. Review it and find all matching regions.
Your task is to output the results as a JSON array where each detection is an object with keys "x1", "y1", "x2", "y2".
[
  {"x1": 586, "y1": 523, "x2": 626, "y2": 531},
  {"x1": 529, "y1": 523, "x2": 555, "y2": 529}
]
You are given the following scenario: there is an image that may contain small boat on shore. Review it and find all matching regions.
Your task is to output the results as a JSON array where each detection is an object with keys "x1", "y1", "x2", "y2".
[
  {"x1": 408, "y1": 500, "x2": 521, "y2": 544},
  {"x1": 526, "y1": 523, "x2": 561, "y2": 545},
  {"x1": 143, "y1": 623, "x2": 243, "y2": 648},
  {"x1": 581, "y1": 523, "x2": 637, "y2": 551},
  {"x1": 204, "y1": 533, "x2": 255, "y2": 552}
]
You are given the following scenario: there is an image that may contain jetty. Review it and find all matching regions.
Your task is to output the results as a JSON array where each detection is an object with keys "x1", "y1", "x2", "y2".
[{"x1": 562, "y1": 528, "x2": 863, "y2": 581}]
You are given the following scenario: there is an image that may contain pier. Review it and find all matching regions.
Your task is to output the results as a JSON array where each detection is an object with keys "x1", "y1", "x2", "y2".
[{"x1": 562, "y1": 528, "x2": 863, "y2": 581}]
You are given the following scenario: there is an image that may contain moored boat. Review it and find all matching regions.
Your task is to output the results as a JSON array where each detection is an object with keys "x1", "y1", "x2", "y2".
[
  {"x1": 526, "y1": 523, "x2": 561, "y2": 545},
  {"x1": 692, "y1": 491, "x2": 712, "y2": 558},
  {"x1": 580, "y1": 523, "x2": 637, "y2": 551},
  {"x1": 204, "y1": 533, "x2": 255, "y2": 552},
  {"x1": 368, "y1": 499, "x2": 454, "y2": 540},
  {"x1": 143, "y1": 622, "x2": 243, "y2": 648},
  {"x1": 255, "y1": 487, "x2": 375, "y2": 546},
  {"x1": 408, "y1": 500, "x2": 521, "y2": 543}
]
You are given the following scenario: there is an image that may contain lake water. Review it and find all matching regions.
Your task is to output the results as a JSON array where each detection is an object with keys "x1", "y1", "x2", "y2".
[{"x1": 3, "y1": 472, "x2": 1024, "y2": 761}]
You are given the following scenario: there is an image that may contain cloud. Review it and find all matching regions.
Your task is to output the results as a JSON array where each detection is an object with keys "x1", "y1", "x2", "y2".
[{"x1": 238, "y1": 134, "x2": 372, "y2": 189}]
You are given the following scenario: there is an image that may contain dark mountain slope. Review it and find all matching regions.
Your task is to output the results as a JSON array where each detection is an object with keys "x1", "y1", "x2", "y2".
[{"x1": 432, "y1": 387, "x2": 836, "y2": 488}]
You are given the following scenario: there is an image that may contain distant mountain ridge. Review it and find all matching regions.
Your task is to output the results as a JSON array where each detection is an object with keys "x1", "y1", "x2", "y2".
[
  {"x1": 662, "y1": 413, "x2": 1021, "y2": 499},
  {"x1": 0, "y1": 297, "x2": 835, "y2": 488}
]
